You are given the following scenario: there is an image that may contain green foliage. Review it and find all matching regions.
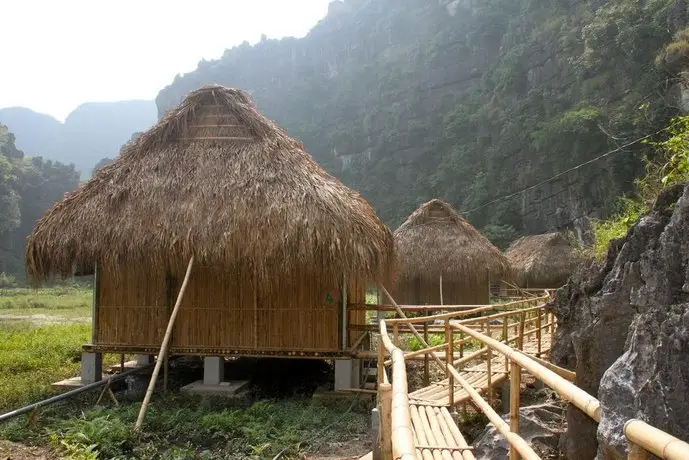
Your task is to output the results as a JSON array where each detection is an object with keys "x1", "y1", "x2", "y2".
[
  {"x1": 0, "y1": 322, "x2": 90, "y2": 412},
  {"x1": 639, "y1": 116, "x2": 689, "y2": 200},
  {"x1": 590, "y1": 197, "x2": 647, "y2": 260},
  {"x1": 481, "y1": 224, "x2": 520, "y2": 250},
  {"x1": 0, "y1": 124, "x2": 79, "y2": 278}
]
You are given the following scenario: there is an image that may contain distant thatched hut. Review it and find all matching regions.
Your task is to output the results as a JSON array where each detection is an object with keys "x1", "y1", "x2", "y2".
[
  {"x1": 26, "y1": 86, "x2": 394, "y2": 374},
  {"x1": 506, "y1": 232, "x2": 583, "y2": 288},
  {"x1": 392, "y1": 199, "x2": 511, "y2": 305}
]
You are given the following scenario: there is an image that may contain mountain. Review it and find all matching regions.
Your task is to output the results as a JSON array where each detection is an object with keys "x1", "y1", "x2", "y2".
[
  {"x1": 0, "y1": 100, "x2": 157, "y2": 178},
  {"x1": 157, "y1": 0, "x2": 687, "y2": 237}
]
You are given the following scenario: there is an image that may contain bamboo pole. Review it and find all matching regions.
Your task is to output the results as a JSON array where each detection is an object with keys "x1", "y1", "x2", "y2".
[
  {"x1": 439, "y1": 274, "x2": 444, "y2": 306},
  {"x1": 424, "y1": 310, "x2": 430, "y2": 387},
  {"x1": 518, "y1": 312, "x2": 526, "y2": 351},
  {"x1": 377, "y1": 335, "x2": 385, "y2": 385},
  {"x1": 445, "y1": 319, "x2": 454, "y2": 407},
  {"x1": 624, "y1": 419, "x2": 689, "y2": 460},
  {"x1": 536, "y1": 309, "x2": 542, "y2": 356},
  {"x1": 486, "y1": 322, "x2": 492, "y2": 405},
  {"x1": 135, "y1": 256, "x2": 194, "y2": 432},
  {"x1": 509, "y1": 363, "x2": 521, "y2": 460},
  {"x1": 380, "y1": 382, "x2": 393, "y2": 460},
  {"x1": 452, "y1": 323, "x2": 601, "y2": 422},
  {"x1": 503, "y1": 316, "x2": 509, "y2": 373}
]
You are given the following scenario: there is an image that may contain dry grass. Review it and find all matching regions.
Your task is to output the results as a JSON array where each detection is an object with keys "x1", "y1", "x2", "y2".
[
  {"x1": 26, "y1": 85, "x2": 395, "y2": 297},
  {"x1": 506, "y1": 232, "x2": 585, "y2": 288}
]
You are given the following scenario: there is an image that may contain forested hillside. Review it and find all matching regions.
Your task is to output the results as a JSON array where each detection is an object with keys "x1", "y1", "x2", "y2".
[
  {"x1": 0, "y1": 100, "x2": 156, "y2": 179},
  {"x1": 157, "y1": 0, "x2": 688, "y2": 239},
  {"x1": 0, "y1": 125, "x2": 79, "y2": 280}
]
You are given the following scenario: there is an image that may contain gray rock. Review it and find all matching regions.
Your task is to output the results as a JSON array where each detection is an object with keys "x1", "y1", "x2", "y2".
[
  {"x1": 548, "y1": 183, "x2": 689, "y2": 459},
  {"x1": 472, "y1": 401, "x2": 566, "y2": 460}
]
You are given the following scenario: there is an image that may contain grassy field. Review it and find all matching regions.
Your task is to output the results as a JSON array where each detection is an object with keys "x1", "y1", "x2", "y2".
[{"x1": 0, "y1": 287, "x2": 371, "y2": 459}]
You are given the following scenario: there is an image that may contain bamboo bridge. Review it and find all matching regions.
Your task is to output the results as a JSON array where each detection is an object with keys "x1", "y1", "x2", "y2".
[{"x1": 360, "y1": 288, "x2": 689, "y2": 460}]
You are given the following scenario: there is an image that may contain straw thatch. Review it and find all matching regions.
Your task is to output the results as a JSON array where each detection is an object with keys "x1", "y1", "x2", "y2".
[
  {"x1": 506, "y1": 232, "x2": 584, "y2": 288},
  {"x1": 394, "y1": 199, "x2": 511, "y2": 285},
  {"x1": 26, "y1": 85, "x2": 395, "y2": 292}
]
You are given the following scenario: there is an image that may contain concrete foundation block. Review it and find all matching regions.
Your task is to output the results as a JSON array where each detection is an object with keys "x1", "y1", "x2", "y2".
[
  {"x1": 203, "y1": 356, "x2": 225, "y2": 386},
  {"x1": 334, "y1": 359, "x2": 362, "y2": 390},
  {"x1": 371, "y1": 407, "x2": 381, "y2": 460},
  {"x1": 81, "y1": 352, "x2": 102, "y2": 384},
  {"x1": 136, "y1": 354, "x2": 153, "y2": 366},
  {"x1": 180, "y1": 380, "x2": 250, "y2": 398}
]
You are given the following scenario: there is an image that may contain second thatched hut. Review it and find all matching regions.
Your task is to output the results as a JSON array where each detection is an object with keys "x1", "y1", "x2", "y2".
[
  {"x1": 392, "y1": 199, "x2": 512, "y2": 305},
  {"x1": 506, "y1": 232, "x2": 584, "y2": 288}
]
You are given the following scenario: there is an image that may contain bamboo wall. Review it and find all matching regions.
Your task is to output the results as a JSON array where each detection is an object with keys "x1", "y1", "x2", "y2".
[
  {"x1": 95, "y1": 264, "x2": 366, "y2": 353},
  {"x1": 392, "y1": 276, "x2": 490, "y2": 306}
]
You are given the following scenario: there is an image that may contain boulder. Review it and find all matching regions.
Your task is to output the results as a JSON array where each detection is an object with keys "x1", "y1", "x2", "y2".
[{"x1": 472, "y1": 401, "x2": 566, "y2": 460}]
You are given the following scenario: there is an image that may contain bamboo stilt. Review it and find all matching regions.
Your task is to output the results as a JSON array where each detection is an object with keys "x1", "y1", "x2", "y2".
[
  {"x1": 380, "y1": 382, "x2": 393, "y2": 460},
  {"x1": 509, "y1": 363, "x2": 521, "y2": 460},
  {"x1": 518, "y1": 312, "x2": 526, "y2": 351},
  {"x1": 486, "y1": 322, "x2": 492, "y2": 405},
  {"x1": 445, "y1": 319, "x2": 454, "y2": 407},
  {"x1": 135, "y1": 256, "x2": 194, "y2": 432},
  {"x1": 536, "y1": 310, "x2": 542, "y2": 356}
]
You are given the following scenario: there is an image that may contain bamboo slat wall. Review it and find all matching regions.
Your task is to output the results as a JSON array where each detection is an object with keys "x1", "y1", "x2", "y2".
[
  {"x1": 393, "y1": 275, "x2": 490, "y2": 306},
  {"x1": 95, "y1": 264, "x2": 367, "y2": 352}
]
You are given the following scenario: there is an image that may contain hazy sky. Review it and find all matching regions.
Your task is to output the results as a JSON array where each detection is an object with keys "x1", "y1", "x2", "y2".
[{"x1": 0, "y1": 0, "x2": 331, "y2": 121}]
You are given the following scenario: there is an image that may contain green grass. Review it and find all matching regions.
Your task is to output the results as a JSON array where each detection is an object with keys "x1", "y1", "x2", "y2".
[
  {"x1": 0, "y1": 395, "x2": 369, "y2": 459},
  {"x1": 0, "y1": 321, "x2": 90, "y2": 412},
  {"x1": 0, "y1": 286, "x2": 91, "y2": 319}
]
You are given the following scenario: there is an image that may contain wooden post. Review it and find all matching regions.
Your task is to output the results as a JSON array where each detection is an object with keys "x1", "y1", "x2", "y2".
[
  {"x1": 393, "y1": 324, "x2": 399, "y2": 347},
  {"x1": 518, "y1": 311, "x2": 526, "y2": 351},
  {"x1": 163, "y1": 355, "x2": 169, "y2": 393},
  {"x1": 423, "y1": 313, "x2": 430, "y2": 387},
  {"x1": 627, "y1": 442, "x2": 649, "y2": 460},
  {"x1": 341, "y1": 275, "x2": 348, "y2": 350},
  {"x1": 91, "y1": 263, "x2": 100, "y2": 344},
  {"x1": 135, "y1": 256, "x2": 194, "y2": 432},
  {"x1": 253, "y1": 274, "x2": 258, "y2": 350},
  {"x1": 459, "y1": 330, "x2": 464, "y2": 358},
  {"x1": 536, "y1": 309, "x2": 542, "y2": 356},
  {"x1": 380, "y1": 382, "x2": 393, "y2": 460},
  {"x1": 486, "y1": 321, "x2": 493, "y2": 405},
  {"x1": 445, "y1": 318, "x2": 455, "y2": 407},
  {"x1": 509, "y1": 362, "x2": 521, "y2": 460},
  {"x1": 502, "y1": 317, "x2": 509, "y2": 373},
  {"x1": 377, "y1": 336, "x2": 385, "y2": 389},
  {"x1": 439, "y1": 274, "x2": 444, "y2": 306}
]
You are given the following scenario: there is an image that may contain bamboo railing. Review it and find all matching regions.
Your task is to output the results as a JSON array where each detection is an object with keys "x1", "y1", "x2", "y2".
[{"x1": 373, "y1": 289, "x2": 689, "y2": 460}]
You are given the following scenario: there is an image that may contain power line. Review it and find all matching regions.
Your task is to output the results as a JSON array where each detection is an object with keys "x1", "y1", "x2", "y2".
[{"x1": 462, "y1": 126, "x2": 671, "y2": 215}]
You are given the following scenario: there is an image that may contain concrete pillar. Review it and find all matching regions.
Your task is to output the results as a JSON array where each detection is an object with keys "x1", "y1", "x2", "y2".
[
  {"x1": 136, "y1": 354, "x2": 153, "y2": 366},
  {"x1": 371, "y1": 407, "x2": 381, "y2": 460},
  {"x1": 501, "y1": 380, "x2": 511, "y2": 414},
  {"x1": 81, "y1": 352, "x2": 102, "y2": 384},
  {"x1": 334, "y1": 359, "x2": 361, "y2": 390},
  {"x1": 203, "y1": 356, "x2": 225, "y2": 386}
]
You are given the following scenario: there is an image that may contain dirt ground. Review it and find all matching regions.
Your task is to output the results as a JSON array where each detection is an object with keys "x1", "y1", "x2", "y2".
[{"x1": 0, "y1": 441, "x2": 58, "y2": 460}]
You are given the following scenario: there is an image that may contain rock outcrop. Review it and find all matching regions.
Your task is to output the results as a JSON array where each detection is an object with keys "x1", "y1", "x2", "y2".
[
  {"x1": 472, "y1": 401, "x2": 566, "y2": 460},
  {"x1": 549, "y1": 183, "x2": 689, "y2": 459}
]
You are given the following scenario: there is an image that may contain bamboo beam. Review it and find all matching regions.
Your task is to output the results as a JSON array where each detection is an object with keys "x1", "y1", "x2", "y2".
[
  {"x1": 624, "y1": 419, "x2": 689, "y2": 460},
  {"x1": 135, "y1": 256, "x2": 194, "y2": 432}
]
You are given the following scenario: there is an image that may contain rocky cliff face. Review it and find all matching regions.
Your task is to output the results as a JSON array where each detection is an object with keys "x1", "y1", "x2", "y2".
[
  {"x1": 156, "y1": 0, "x2": 684, "y2": 233},
  {"x1": 549, "y1": 183, "x2": 689, "y2": 459}
]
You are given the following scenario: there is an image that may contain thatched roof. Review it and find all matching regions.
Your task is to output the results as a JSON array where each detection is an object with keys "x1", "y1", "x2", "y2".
[
  {"x1": 26, "y1": 85, "x2": 395, "y2": 289},
  {"x1": 506, "y1": 232, "x2": 583, "y2": 288},
  {"x1": 393, "y1": 199, "x2": 511, "y2": 283}
]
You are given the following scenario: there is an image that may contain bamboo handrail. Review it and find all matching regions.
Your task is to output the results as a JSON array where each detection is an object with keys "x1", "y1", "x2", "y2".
[
  {"x1": 451, "y1": 323, "x2": 601, "y2": 422},
  {"x1": 625, "y1": 419, "x2": 689, "y2": 460}
]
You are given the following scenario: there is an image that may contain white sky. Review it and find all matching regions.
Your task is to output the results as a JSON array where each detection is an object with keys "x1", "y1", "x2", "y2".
[{"x1": 0, "y1": 0, "x2": 331, "y2": 121}]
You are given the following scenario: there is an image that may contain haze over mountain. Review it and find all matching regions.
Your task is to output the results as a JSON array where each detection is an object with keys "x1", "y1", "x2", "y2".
[{"x1": 0, "y1": 100, "x2": 157, "y2": 179}]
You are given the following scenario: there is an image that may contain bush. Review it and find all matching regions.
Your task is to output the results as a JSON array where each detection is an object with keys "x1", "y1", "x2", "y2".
[{"x1": 589, "y1": 197, "x2": 647, "y2": 260}]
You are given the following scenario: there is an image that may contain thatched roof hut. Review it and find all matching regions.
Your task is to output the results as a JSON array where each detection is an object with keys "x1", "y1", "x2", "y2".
[
  {"x1": 393, "y1": 199, "x2": 511, "y2": 305},
  {"x1": 25, "y1": 85, "x2": 394, "y2": 355},
  {"x1": 506, "y1": 232, "x2": 583, "y2": 288}
]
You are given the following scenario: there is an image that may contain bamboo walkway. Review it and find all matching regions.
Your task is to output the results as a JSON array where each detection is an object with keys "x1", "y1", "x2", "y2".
[
  {"x1": 370, "y1": 287, "x2": 689, "y2": 460},
  {"x1": 408, "y1": 332, "x2": 552, "y2": 408}
]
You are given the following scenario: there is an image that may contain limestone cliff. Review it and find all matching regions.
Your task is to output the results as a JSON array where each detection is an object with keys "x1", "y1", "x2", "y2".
[{"x1": 549, "y1": 183, "x2": 689, "y2": 458}]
